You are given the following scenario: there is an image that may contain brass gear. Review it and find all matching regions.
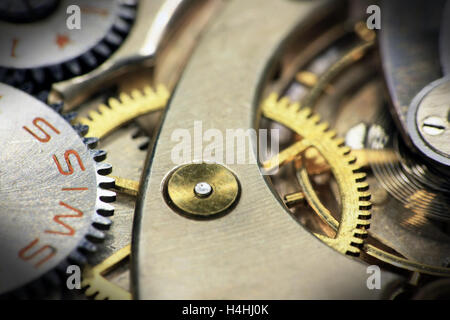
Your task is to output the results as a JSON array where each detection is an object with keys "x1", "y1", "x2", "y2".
[
  {"x1": 261, "y1": 93, "x2": 371, "y2": 256},
  {"x1": 82, "y1": 244, "x2": 131, "y2": 300},
  {"x1": 266, "y1": 24, "x2": 450, "y2": 277},
  {"x1": 76, "y1": 84, "x2": 169, "y2": 139}
]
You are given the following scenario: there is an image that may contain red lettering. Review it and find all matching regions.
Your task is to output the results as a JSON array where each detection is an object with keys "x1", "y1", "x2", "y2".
[
  {"x1": 52, "y1": 149, "x2": 85, "y2": 175},
  {"x1": 45, "y1": 201, "x2": 83, "y2": 236},
  {"x1": 18, "y1": 238, "x2": 57, "y2": 268},
  {"x1": 23, "y1": 117, "x2": 60, "y2": 143}
]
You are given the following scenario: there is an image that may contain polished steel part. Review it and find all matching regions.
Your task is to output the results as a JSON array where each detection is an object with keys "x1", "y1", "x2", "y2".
[
  {"x1": 75, "y1": 104, "x2": 150, "y2": 297},
  {"x1": 379, "y1": 0, "x2": 444, "y2": 141},
  {"x1": 0, "y1": 0, "x2": 60, "y2": 23},
  {"x1": 367, "y1": 120, "x2": 450, "y2": 221},
  {"x1": 52, "y1": 0, "x2": 191, "y2": 109},
  {"x1": 0, "y1": 83, "x2": 114, "y2": 294},
  {"x1": 88, "y1": 124, "x2": 148, "y2": 267},
  {"x1": 0, "y1": 0, "x2": 133, "y2": 75},
  {"x1": 407, "y1": 77, "x2": 450, "y2": 166},
  {"x1": 133, "y1": 0, "x2": 400, "y2": 299}
]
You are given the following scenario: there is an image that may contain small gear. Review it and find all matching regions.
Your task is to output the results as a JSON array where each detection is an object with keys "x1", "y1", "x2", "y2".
[
  {"x1": 76, "y1": 84, "x2": 169, "y2": 139},
  {"x1": 261, "y1": 93, "x2": 371, "y2": 256},
  {"x1": 0, "y1": 0, "x2": 136, "y2": 92},
  {"x1": 0, "y1": 83, "x2": 115, "y2": 296}
]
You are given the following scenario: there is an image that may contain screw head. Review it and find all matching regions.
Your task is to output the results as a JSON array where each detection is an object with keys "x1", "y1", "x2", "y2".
[{"x1": 422, "y1": 116, "x2": 446, "y2": 136}]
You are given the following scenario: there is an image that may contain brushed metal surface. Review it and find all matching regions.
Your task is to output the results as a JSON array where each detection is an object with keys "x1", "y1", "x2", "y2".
[
  {"x1": 0, "y1": 84, "x2": 98, "y2": 294},
  {"x1": 133, "y1": 0, "x2": 401, "y2": 299}
]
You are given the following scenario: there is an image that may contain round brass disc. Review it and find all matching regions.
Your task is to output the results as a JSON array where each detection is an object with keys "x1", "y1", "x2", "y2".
[{"x1": 165, "y1": 163, "x2": 240, "y2": 217}]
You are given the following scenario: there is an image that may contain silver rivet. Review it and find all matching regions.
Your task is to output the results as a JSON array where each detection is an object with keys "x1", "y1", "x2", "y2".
[{"x1": 194, "y1": 182, "x2": 213, "y2": 197}]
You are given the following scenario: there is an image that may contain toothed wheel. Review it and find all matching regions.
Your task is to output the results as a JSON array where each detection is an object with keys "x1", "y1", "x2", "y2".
[
  {"x1": 261, "y1": 94, "x2": 371, "y2": 257},
  {"x1": 0, "y1": 0, "x2": 136, "y2": 92},
  {"x1": 0, "y1": 83, "x2": 115, "y2": 296}
]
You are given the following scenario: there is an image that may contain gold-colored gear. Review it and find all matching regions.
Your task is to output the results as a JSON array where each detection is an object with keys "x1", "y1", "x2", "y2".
[
  {"x1": 77, "y1": 84, "x2": 170, "y2": 139},
  {"x1": 82, "y1": 245, "x2": 132, "y2": 300},
  {"x1": 268, "y1": 23, "x2": 450, "y2": 277},
  {"x1": 261, "y1": 93, "x2": 371, "y2": 256}
]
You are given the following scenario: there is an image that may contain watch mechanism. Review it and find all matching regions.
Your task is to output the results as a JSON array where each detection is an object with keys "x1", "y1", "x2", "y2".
[{"x1": 0, "y1": 0, "x2": 449, "y2": 303}]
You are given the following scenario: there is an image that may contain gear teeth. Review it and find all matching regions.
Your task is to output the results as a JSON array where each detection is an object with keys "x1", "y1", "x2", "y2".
[
  {"x1": 50, "y1": 64, "x2": 64, "y2": 81},
  {"x1": 0, "y1": 67, "x2": 6, "y2": 80},
  {"x1": 1, "y1": 2, "x2": 136, "y2": 93},
  {"x1": 354, "y1": 172, "x2": 366, "y2": 182},
  {"x1": 81, "y1": 51, "x2": 97, "y2": 68},
  {"x1": 346, "y1": 155, "x2": 357, "y2": 165},
  {"x1": 297, "y1": 107, "x2": 312, "y2": 119},
  {"x1": 76, "y1": 84, "x2": 169, "y2": 139},
  {"x1": 37, "y1": 91, "x2": 50, "y2": 103},
  {"x1": 87, "y1": 226, "x2": 106, "y2": 242},
  {"x1": 96, "y1": 162, "x2": 113, "y2": 176},
  {"x1": 315, "y1": 122, "x2": 329, "y2": 132},
  {"x1": 66, "y1": 60, "x2": 82, "y2": 75},
  {"x1": 356, "y1": 181, "x2": 369, "y2": 192},
  {"x1": 74, "y1": 124, "x2": 89, "y2": 136},
  {"x1": 96, "y1": 200, "x2": 115, "y2": 217},
  {"x1": 134, "y1": 136, "x2": 151, "y2": 150},
  {"x1": 13, "y1": 70, "x2": 26, "y2": 83},
  {"x1": 359, "y1": 200, "x2": 372, "y2": 210},
  {"x1": 105, "y1": 30, "x2": 123, "y2": 46},
  {"x1": 357, "y1": 220, "x2": 371, "y2": 229},
  {"x1": 84, "y1": 285, "x2": 99, "y2": 299},
  {"x1": 19, "y1": 82, "x2": 34, "y2": 94},
  {"x1": 83, "y1": 137, "x2": 99, "y2": 149},
  {"x1": 63, "y1": 111, "x2": 77, "y2": 122},
  {"x1": 31, "y1": 68, "x2": 45, "y2": 84},
  {"x1": 340, "y1": 146, "x2": 351, "y2": 155},
  {"x1": 98, "y1": 188, "x2": 117, "y2": 203},
  {"x1": 130, "y1": 88, "x2": 144, "y2": 100},
  {"x1": 92, "y1": 213, "x2": 112, "y2": 229},
  {"x1": 353, "y1": 229, "x2": 368, "y2": 239},
  {"x1": 358, "y1": 191, "x2": 371, "y2": 201},
  {"x1": 262, "y1": 94, "x2": 373, "y2": 259},
  {"x1": 324, "y1": 130, "x2": 337, "y2": 139},
  {"x1": 119, "y1": 5, "x2": 137, "y2": 20},
  {"x1": 79, "y1": 238, "x2": 98, "y2": 253},
  {"x1": 346, "y1": 246, "x2": 361, "y2": 257},
  {"x1": 94, "y1": 42, "x2": 111, "y2": 57},
  {"x1": 309, "y1": 114, "x2": 321, "y2": 124},
  {"x1": 108, "y1": 97, "x2": 121, "y2": 109},
  {"x1": 114, "y1": 17, "x2": 131, "y2": 33},
  {"x1": 69, "y1": 251, "x2": 88, "y2": 266},
  {"x1": 334, "y1": 137, "x2": 345, "y2": 147},
  {"x1": 97, "y1": 175, "x2": 115, "y2": 188},
  {"x1": 90, "y1": 149, "x2": 107, "y2": 162}
]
